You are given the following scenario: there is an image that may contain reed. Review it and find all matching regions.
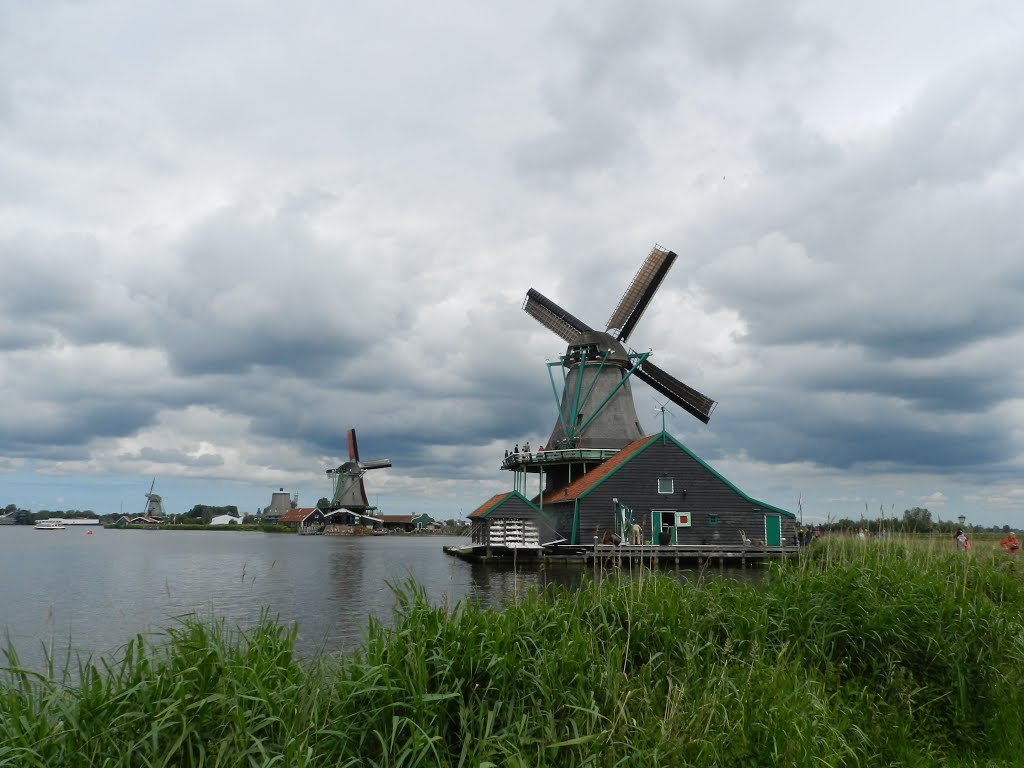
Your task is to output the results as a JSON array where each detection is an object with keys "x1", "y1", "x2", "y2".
[{"x1": 2, "y1": 540, "x2": 1023, "y2": 766}]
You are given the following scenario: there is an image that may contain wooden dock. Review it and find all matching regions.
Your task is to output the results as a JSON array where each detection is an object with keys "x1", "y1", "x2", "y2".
[{"x1": 444, "y1": 542, "x2": 799, "y2": 567}]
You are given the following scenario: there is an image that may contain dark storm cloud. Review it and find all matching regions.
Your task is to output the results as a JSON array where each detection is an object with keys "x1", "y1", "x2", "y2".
[
  {"x1": 153, "y1": 202, "x2": 411, "y2": 377},
  {"x1": 516, "y1": 0, "x2": 830, "y2": 181},
  {"x1": 1, "y1": 398, "x2": 156, "y2": 457},
  {"x1": 0, "y1": 231, "x2": 156, "y2": 350}
]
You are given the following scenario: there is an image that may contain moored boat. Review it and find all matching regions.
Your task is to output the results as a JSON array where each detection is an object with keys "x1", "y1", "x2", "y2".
[{"x1": 34, "y1": 519, "x2": 66, "y2": 530}]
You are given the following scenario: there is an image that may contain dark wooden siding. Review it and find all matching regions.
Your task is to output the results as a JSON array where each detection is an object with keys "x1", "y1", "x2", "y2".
[
  {"x1": 487, "y1": 497, "x2": 537, "y2": 519},
  {"x1": 574, "y1": 438, "x2": 796, "y2": 545}
]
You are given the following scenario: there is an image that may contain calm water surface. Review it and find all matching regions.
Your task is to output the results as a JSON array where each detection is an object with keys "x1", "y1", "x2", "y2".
[{"x1": 0, "y1": 527, "x2": 758, "y2": 670}]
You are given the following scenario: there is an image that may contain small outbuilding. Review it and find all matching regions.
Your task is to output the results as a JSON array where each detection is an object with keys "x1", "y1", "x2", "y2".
[
  {"x1": 379, "y1": 513, "x2": 435, "y2": 533},
  {"x1": 468, "y1": 491, "x2": 560, "y2": 551}
]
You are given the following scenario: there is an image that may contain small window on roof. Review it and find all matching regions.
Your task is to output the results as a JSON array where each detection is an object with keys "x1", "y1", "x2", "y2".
[
  {"x1": 657, "y1": 477, "x2": 673, "y2": 494},
  {"x1": 708, "y1": 514, "x2": 719, "y2": 525}
]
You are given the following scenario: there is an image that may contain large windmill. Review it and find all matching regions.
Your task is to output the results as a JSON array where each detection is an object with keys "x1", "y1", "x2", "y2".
[
  {"x1": 523, "y1": 244, "x2": 716, "y2": 452},
  {"x1": 326, "y1": 428, "x2": 392, "y2": 512}
]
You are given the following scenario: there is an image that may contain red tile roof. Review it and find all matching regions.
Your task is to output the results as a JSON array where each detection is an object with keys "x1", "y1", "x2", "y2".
[
  {"x1": 540, "y1": 434, "x2": 657, "y2": 504},
  {"x1": 468, "y1": 493, "x2": 510, "y2": 519},
  {"x1": 278, "y1": 507, "x2": 318, "y2": 523}
]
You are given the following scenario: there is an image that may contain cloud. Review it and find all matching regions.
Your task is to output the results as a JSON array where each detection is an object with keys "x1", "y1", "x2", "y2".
[
  {"x1": 2, "y1": 2, "x2": 1024, "y2": 527},
  {"x1": 917, "y1": 491, "x2": 948, "y2": 508}
]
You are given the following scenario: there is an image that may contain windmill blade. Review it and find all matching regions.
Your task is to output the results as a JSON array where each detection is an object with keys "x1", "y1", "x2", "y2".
[
  {"x1": 523, "y1": 288, "x2": 593, "y2": 343},
  {"x1": 362, "y1": 459, "x2": 392, "y2": 470},
  {"x1": 347, "y1": 428, "x2": 360, "y2": 462},
  {"x1": 634, "y1": 359, "x2": 716, "y2": 424},
  {"x1": 606, "y1": 246, "x2": 677, "y2": 343}
]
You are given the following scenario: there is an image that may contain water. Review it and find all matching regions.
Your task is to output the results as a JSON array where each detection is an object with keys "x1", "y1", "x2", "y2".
[{"x1": 0, "y1": 527, "x2": 760, "y2": 671}]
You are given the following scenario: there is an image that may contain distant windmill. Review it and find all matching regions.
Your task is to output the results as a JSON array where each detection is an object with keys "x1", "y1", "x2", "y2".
[
  {"x1": 523, "y1": 244, "x2": 716, "y2": 450},
  {"x1": 143, "y1": 478, "x2": 164, "y2": 517},
  {"x1": 326, "y1": 428, "x2": 392, "y2": 512}
]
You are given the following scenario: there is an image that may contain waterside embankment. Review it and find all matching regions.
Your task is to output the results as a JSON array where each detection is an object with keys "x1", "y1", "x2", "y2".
[{"x1": 3, "y1": 538, "x2": 1023, "y2": 767}]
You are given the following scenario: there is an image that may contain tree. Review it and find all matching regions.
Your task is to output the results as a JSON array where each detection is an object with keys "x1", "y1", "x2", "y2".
[
  {"x1": 316, "y1": 497, "x2": 331, "y2": 511},
  {"x1": 902, "y1": 507, "x2": 932, "y2": 533}
]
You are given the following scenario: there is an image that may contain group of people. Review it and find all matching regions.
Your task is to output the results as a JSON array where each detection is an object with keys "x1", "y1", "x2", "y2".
[
  {"x1": 796, "y1": 526, "x2": 823, "y2": 547},
  {"x1": 953, "y1": 528, "x2": 1020, "y2": 554},
  {"x1": 504, "y1": 441, "x2": 534, "y2": 459}
]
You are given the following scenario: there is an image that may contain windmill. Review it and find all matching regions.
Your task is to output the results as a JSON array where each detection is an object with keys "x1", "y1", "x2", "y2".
[
  {"x1": 143, "y1": 478, "x2": 164, "y2": 518},
  {"x1": 326, "y1": 428, "x2": 392, "y2": 512},
  {"x1": 523, "y1": 244, "x2": 716, "y2": 452}
]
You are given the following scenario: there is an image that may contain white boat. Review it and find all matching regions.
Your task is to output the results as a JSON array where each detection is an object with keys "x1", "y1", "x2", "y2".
[{"x1": 34, "y1": 519, "x2": 66, "y2": 530}]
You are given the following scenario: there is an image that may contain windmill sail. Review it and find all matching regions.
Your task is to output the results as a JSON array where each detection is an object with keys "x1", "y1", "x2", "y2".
[
  {"x1": 635, "y1": 359, "x2": 716, "y2": 424},
  {"x1": 606, "y1": 245, "x2": 676, "y2": 342},
  {"x1": 523, "y1": 289, "x2": 593, "y2": 343}
]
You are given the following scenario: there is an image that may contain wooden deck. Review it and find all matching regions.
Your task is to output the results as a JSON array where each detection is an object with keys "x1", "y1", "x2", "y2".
[{"x1": 444, "y1": 542, "x2": 799, "y2": 566}]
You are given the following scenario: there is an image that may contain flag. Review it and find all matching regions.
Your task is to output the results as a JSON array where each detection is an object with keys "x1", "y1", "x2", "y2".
[{"x1": 797, "y1": 494, "x2": 803, "y2": 516}]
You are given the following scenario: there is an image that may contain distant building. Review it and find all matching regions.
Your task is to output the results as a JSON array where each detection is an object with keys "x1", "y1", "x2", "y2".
[
  {"x1": 265, "y1": 488, "x2": 294, "y2": 525},
  {"x1": 278, "y1": 507, "x2": 326, "y2": 533},
  {"x1": 209, "y1": 514, "x2": 241, "y2": 526},
  {"x1": 379, "y1": 513, "x2": 435, "y2": 533},
  {"x1": 467, "y1": 430, "x2": 796, "y2": 552}
]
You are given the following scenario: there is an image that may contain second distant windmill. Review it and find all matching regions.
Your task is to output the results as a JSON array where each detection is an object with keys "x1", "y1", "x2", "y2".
[{"x1": 326, "y1": 428, "x2": 392, "y2": 514}]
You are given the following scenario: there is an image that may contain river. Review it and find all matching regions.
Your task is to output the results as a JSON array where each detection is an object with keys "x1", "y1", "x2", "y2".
[{"x1": 0, "y1": 526, "x2": 758, "y2": 672}]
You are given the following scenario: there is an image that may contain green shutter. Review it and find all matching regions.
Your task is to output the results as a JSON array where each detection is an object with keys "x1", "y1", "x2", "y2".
[{"x1": 651, "y1": 511, "x2": 661, "y2": 542}]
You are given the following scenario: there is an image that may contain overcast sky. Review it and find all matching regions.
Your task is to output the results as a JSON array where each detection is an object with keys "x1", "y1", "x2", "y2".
[{"x1": 2, "y1": 1, "x2": 1024, "y2": 527}]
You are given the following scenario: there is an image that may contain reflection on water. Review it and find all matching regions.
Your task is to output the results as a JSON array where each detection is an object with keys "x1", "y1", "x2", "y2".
[{"x1": 0, "y1": 527, "x2": 768, "y2": 671}]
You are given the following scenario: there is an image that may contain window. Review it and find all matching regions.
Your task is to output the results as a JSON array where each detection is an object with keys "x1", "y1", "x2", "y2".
[
  {"x1": 708, "y1": 514, "x2": 719, "y2": 525},
  {"x1": 657, "y1": 477, "x2": 673, "y2": 494}
]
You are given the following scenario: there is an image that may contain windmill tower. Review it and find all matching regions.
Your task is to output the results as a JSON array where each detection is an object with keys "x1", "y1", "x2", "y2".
[
  {"x1": 326, "y1": 428, "x2": 392, "y2": 512},
  {"x1": 143, "y1": 478, "x2": 165, "y2": 518},
  {"x1": 519, "y1": 245, "x2": 716, "y2": 494}
]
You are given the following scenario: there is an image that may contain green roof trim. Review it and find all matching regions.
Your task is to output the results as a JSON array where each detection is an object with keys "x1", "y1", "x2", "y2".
[{"x1": 578, "y1": 430, "x2": 795, "y2": 519}]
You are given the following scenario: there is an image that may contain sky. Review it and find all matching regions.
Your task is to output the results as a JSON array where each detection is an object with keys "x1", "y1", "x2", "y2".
[{"x1": 2, "y1": 1, "x2": 1024, "y2": 527}]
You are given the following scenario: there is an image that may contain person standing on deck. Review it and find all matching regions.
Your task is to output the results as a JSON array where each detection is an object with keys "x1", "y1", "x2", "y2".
[{"x1": 629, "y1": 521, "x2": 643, "y2": 545}]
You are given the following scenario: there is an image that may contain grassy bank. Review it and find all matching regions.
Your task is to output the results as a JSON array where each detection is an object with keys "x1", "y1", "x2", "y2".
[{"x1": 3, "y1": 539, "x2": 1023, "y2": 767}]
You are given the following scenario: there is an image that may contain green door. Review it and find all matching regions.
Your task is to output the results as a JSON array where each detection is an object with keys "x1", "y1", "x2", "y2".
[
  {"x1": 765, "y1": 515, "x2": 781, "y2": 547},
  {"x1": 651, "y1": 511, "x2": 661, "y2": 544}
]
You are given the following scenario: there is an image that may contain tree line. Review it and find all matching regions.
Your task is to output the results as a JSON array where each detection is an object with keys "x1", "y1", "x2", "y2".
[{"x1": 814, "y1": 507, "x2": 1013, "y2": 534}]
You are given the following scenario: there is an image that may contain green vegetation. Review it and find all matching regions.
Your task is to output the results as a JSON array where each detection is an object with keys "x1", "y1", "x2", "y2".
[{"x1": 3, "y1": 538, "x2": 1024, "y2": 766}]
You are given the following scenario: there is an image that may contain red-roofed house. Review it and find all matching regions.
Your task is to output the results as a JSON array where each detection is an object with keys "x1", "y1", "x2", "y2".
[
  {"x1": 530, "y1": 430, "x2": 795, "y2": 547},
  {"x1": 278, "y1": 507, "x2": 327, "y2": 533}
]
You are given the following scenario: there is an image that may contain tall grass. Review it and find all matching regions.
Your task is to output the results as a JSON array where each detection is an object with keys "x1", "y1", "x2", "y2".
[{"x1": 2, "y1": 539, "x2": 1023, "y2": 766}]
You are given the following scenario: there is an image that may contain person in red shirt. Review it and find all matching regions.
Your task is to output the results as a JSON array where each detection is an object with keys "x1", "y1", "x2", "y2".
[{"x1": 999, "y1": 532, "x2": 1020, "y2": 555}]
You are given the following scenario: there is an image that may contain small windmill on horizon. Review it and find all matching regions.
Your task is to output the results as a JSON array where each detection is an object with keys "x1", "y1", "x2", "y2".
[{"x1": 143, "y1": 478, "x2": 164, "y2": 518}]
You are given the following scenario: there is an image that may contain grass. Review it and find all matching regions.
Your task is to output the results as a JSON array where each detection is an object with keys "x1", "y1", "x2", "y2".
[{"x1": 2, "y1": 537, "x2": 1024, "y2": 766}]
